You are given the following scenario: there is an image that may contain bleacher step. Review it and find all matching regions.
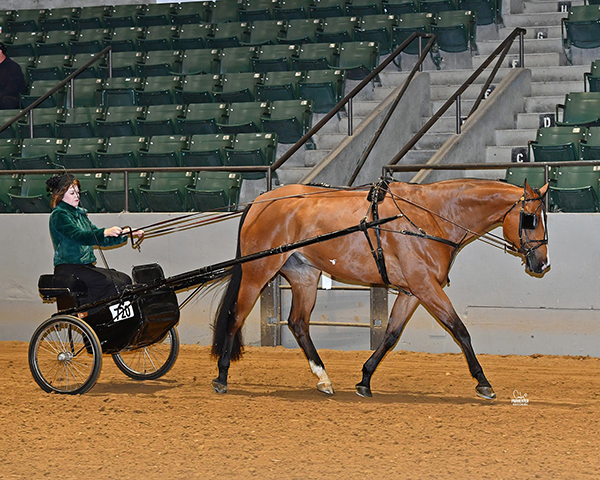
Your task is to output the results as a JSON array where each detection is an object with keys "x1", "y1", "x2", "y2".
[{"x1": 495, "y1": 128, "x2": 538, "y2": 146}]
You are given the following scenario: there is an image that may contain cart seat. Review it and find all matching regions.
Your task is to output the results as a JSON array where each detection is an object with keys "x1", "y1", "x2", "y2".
[{"x1": 38, "y1": 274, "x2": 88, "y2": 300}]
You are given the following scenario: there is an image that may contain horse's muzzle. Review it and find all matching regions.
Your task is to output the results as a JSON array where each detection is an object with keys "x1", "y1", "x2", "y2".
[{"x1": 525, "y1": 251, "x2": 550, "y2": 275}]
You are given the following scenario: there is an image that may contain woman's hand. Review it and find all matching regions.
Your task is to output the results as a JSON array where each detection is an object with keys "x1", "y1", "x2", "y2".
[
  {"x1": 122, "y1": 227, "x2": 144, "y2": 238},
  {"x1": 104, "y1": 226, "x2": 123, "y2": 237}
]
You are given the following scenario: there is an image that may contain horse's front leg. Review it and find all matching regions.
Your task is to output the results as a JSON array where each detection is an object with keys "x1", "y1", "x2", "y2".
[
  {"x1": 356, "y1": 292, "x2": 420, "y2": 397},
  {"x1": 416, "y1": 281, "x2": 496, "y2": 400}
]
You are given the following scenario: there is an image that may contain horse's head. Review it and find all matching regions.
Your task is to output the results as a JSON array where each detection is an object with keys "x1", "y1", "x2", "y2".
[{"x1": 502, "y1": 181, "x2": 550, "y2": 275}]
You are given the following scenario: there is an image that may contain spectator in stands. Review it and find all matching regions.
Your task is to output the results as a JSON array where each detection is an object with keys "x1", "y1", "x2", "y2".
[
  {"x1": 0, "y1": 42, "x2": 26, "y2": 110},
  {"x1": 46, "y1": 173, "x2": 144, "y2": 305}
]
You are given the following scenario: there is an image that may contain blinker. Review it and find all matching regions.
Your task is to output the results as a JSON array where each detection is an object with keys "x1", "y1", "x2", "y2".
[{"x1": 520, "y1": 212, "x2": 538, "y2": 230}]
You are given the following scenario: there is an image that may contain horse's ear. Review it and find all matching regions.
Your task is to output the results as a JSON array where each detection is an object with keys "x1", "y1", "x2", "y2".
[{"x1": 538, "y1": 182, "x2": 549, "y2": 196}]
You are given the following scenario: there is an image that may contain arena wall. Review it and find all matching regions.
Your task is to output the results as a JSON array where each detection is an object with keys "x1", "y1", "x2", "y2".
[{"x1": 1, "y1": 212, "x2": 599, "y2": 358}]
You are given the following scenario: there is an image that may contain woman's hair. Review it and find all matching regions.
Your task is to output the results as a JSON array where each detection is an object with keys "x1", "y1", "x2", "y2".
[{"x1": 47, "y1": 175, "x2": 81, "y2": 209}]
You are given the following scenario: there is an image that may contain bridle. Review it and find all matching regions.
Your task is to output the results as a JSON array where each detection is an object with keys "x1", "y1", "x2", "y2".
[{"x1": 502, "y1": 185, "x2": 548, "y2": 260}]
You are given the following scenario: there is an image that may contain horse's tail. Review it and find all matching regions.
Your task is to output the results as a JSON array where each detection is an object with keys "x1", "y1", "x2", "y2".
[{"x1": 211, "y1": 206, "x2": 250, "y2": 361}]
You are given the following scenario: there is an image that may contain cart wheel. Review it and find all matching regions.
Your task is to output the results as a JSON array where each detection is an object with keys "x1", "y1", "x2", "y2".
[
  {"x1": 112, "y1": 326, "x2": 179, "y2": 380},
  {"x1": 28, "y1": 315, "x2": 102, "y2": 395}
]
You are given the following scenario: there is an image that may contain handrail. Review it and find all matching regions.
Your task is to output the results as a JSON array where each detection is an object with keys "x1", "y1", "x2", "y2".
[
  {"x1": 268, "y1": 31, "x2": 436, "y2": 187},
  {"x1": 386, "y1": 27, "x2": 527, "y2": 167},
  {"x1": 0, "y1": 46, "x2": 113, "y2": 138}
]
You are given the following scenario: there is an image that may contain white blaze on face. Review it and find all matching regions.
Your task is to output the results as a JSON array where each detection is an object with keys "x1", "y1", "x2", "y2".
[{"x1": 329, "y1": 259, "x2": 336, "y2": 265}]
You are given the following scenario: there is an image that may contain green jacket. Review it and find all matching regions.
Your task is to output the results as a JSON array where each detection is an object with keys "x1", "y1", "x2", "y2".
[{"x1": 49, "y1": 201, "x2": 126, "y2": 266}]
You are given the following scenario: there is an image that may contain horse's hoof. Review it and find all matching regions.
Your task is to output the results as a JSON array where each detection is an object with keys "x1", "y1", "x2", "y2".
[
  {"x1": 355, "y1": 385, "x2": 372, "y2": 398},
  {"x1": 317, "y1": 382, "x2": 334, "y2": 395},
  {"x1": 212, "y1": 379, "x2": 227, "y2": 394},
  {"x1": 476, "y1": 385, "x2": 496, "y2": 400}
]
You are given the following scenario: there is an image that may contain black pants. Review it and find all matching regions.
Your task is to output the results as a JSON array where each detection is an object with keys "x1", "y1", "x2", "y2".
[
  {"x1": 0, "y1": 95, "x2": 20, "y2": 110},
  {"x1": 55, "y1": 264, "x2": 132, "y2": 304}
]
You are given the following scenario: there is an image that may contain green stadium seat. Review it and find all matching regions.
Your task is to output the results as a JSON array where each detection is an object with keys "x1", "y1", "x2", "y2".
[
  {"x1": 316, "y1": 16, "x2": 359, "y2": 44},
  {"x1": 292, "y1": 42, "x2": 340, "y2": 70},
  {"x1": 281, "y1": 18, "x2": 323, "y2": 44},
  {"x1": 139, "y1": 170, "x2": 196, "y2": 212},
  {"x1": 432, "y1": 10, "x2": 478, "y2": 54},
  {"x1": 186, "y1": 171, "x2": 243, "y2": 212},
  {"x1": 175, "y1": 74, "x2": 220, "y2": 104},
  {"x1": 39, "y1": 7, "x2": 79, "y2": 32},
  {"x1": 65, "y1": 78, "x2": 103, "y2": 108},
  {"x1": 207, "y1": 22, "x2": 251, "y2": 49},
  {"x1": 528, "y1": 126, "x2": 586, "y2": 163},
  {"x1": 99, "y1": 51, "x2": 144, "y2": 78},
  {"x1": 36, "y1": 30, "x2": 74, "y2": 56},
  {"x1": 245, "y1": 19, "x2": 288, "y2": 46},
  {"x1": 0, "y1": 112, "x2": 20, "y2": 139},
  {"x1": 70, "y1": 28, "x2": 107, "y2": 55},
  {"x1": 55, "y1": 106, "x2": 103, "y2": 139},
  {"x1": 504, "y1": 165, "x2": 548, "y2": 189},
  {"x1": 240, "y1": 0, "x2": 278, "y2": 22},
  {"x1": 26, "y1": 54, "x2": 70, "y2": 83},
  {"x1": 13, "y1": 138, "x2": 64, "y2": 170},
  {"x1": 16, "y1": 108, "x2": 63, "y2": 139},
  {"x1": 206, "y1": 0, "x2": 244, "y2": 23},
  {"x1": 96, "y1": 105, "x2": 146, "y2": 137},
  {"x1": 135, "y1": 76, "x2": 182, "y2": 106},
  {"x1": 64, "y1": 54, "x2": 104, "y2": 80},
  {"x1": 274, "y1": 0, "x2": 314, "y2": 20},
  {"x1": 219, "y1": 46, "x2": 259, "y2": 74},
  {"x1": 7, "y1": 9, "x2": 47, "y2": 33},
  {"x1": 73, "y1": 6, "x2": 111, "y2": 30},
  {"x1": 392, "y1": 12, "x2": 436, "y2": 55},
  {"x1": 138, "y1": 25, "x2": 179, "y2": 52},
  {"x1": 0, "y1": 139, "x2": 20, "y2": 169},
  {"x1": 257, "y1": 70, "x2": 305, "y2": 101},
  {"x1": 100, "y1": 77, "x2": 144, "y2": 107},
  {"x1": 172, "y1": 2, "x2": 206, "y2": 25},
  {"x1": 252, "y1": 44, "x2": 299, "y2": 72},
  {"x1": 180, "y1": 134, "x2": 234, "y2": 167},
  {"x1": 459, "y1": 0, "x2": 501, "y2": 25},
  {"x1": 75, "y1": 172, "x2": 106, "y2": 212},
  {"x1": 55, "y1": 137, "x2": 106, "y2": 170},
  {"x1": 21, "y1": 80, "x2": 67, "y2": 109},
  {"x1": 96, "y1": 171, "x2": 149, "y2": 212},
  {"x1": 96, "y1": 136, "x2": 147, "y2": 169},
  {"x1": 346, "y1": 0, "x2": 383, "y2": 16},
  {"x1": 550, "y1": 165, "x2": 600, "y2": 212},
  {"x1": 218, "y1": 101, "x2": 270, "y2": 134},
  {"x1": 5, "y1": 32, "x2": 43, "y2": 57},
  {"x1": 214, "y1": 72, "x2": 265, "y2": 103},
  {"x1": 581, "y1": 126, "x2": 600, "y2": 160},
  {"x1": 261, "y1": 99, "x2": 314, "y2": 143},
  {"x1": 0, "y1": 173, "x2": 21, "y2": 212},
  {"x1": 104, "y1": 26, "x2": 144, "y2": 53},
  {"x1": 137, "y1": 4, "x2": 177, "y2": 27},
  {"x1": 104, "y1": 4, "x2": 145, "y2": 29},
  {"x1": 354, "y1": 14, "x2": 398, "y2": 55},
  {"x1": 177, "y1": 49, "x2": 221, "y2": 75},
  {"x1": 8, "y1": 174, "x2": 52, "y2": 213},
  {"x1": 136, "y1": 104, "x2": 185, "y2": 137},
  {"x1": 225, "y1": 132, "x2": 278, "y2": 179},
  {"x1": 338, "y1": 41, "x2": 380, "y2": 80},
  {"x1": 299, "y1": 69, "x2": 345, "y2": 113},
  {"x1": 383, "y1": 0, "x2": 420, "y2": 15},
  {"x1": 172, "y1": 23, "x2": 213, "y2": 50},
  {"x1": 556, "y1": 92, "x2": 600, "y2": 127},
  {"x1": 309, "y1": 0, "x2": 346, "y2": 18},
  {"x1": 585, "y1": 60, "x2": 600, "y2": 92},
  {"x1": 138, "y1": 135, "x2": 189, "y2": 168},
  {"x1": 420, "y1": 0, "x2": 459, "y2": 13},
  {"x1": 561, "y1": 5, "x2": 600, "y2": 54},
  {"x1": 177, "y1": 103, "x2": 229, "y2": 135}
]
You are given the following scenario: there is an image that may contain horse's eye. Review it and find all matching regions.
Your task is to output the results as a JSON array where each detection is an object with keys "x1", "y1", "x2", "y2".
[{"x1": 521, "y1": 212, "x2": 537, "y2": 230}]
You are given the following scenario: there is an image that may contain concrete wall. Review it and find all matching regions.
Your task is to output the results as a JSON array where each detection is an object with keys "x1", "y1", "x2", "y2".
[
  {"x1": 2, "y1": 211, "x2": 599, "y2": 358},
  {"x1": 302, "y1": 72, "x2": 431, "y2": 186}
]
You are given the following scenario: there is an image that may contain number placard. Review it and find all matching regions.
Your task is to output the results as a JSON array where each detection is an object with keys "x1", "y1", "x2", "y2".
[{"x1": 109, "y1": 301, "x2": 135, "y2": 322}]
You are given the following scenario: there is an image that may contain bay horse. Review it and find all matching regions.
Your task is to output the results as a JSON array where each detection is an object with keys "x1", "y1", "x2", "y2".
[{"x1": 211, "y1": 179, "x2": 549, "y2": 399}]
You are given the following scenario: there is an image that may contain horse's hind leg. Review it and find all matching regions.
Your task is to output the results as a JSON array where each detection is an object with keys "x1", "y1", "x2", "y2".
[
  {"x1": 280, "y1": 254, "x2": 334, "y2": 395},
  {"x1": 356, "y1": 292, "x2": 420, "y2": 397}
]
